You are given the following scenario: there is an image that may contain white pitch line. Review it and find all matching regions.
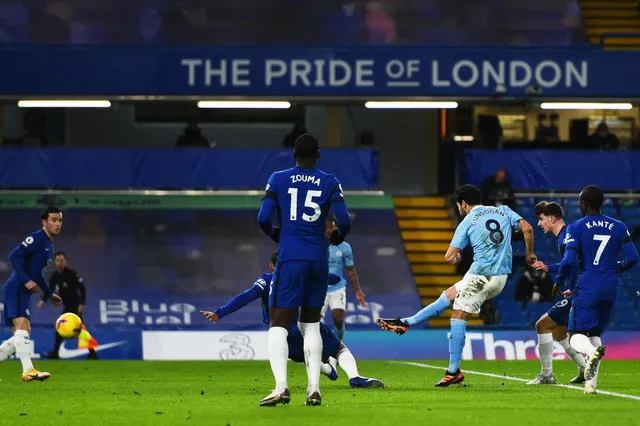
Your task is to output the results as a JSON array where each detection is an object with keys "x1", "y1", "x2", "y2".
[{"x1": 399, "y1": 361, "x2": 640, "y2": 401}]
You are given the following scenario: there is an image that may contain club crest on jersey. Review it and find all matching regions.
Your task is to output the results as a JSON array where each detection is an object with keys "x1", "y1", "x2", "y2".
[
  {"x1": 336, "y1": 250, "x2": 343, "y2": 257},
  {"x1": 290, "y1": 174, "x2": 321, "y2": 186},
  {"x1": 563, "y1": 233, "x2": 574, "y2": 244}
]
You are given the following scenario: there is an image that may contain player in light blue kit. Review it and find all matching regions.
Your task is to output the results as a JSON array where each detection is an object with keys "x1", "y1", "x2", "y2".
[
  {"x1": 380, "y1": 185, "x2": 535, "y2": 386},
  {"x1": 555, "y1": 186, "x2": 638, "y2": 394},
  {"x1": 322, "y1": 219, "x2": 366, "y2": 340}
]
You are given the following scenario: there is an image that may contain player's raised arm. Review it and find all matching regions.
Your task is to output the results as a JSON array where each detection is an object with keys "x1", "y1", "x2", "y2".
[
  {"x1": 518, "y1": 219, "x2": 536, "y2": 265},
  {"x1": 201, "y1": 278, "x2": 266, "y2": 323},
  {"x1": 617, "y1": 226, "x2": 639, "y2": 273},
  {"x1": 258, "y1": 173, "x2": 280, "y2": 243}
]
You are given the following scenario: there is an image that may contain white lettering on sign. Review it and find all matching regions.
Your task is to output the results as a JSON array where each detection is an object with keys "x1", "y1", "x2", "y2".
[
  {"x1": 431, "y1": 59, "x2": 588, "y2": 89},
  {"x1": 100, "y1": 299, "x2": 195, "y2": 326},
  {"x1": 265, "y1": 59, "x2": 374, "y2": 87}
]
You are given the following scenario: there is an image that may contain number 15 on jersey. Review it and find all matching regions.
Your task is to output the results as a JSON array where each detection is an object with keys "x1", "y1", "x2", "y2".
[{"x1": 288, "y1": 188, "x2": 322, "y2": 222}]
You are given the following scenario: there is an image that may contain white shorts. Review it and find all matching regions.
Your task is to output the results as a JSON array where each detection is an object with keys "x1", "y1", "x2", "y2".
[
  {"x1": 453, "y1": 273, "x2": 508, "y2": 314},
  {"x1": 321, "y1": 287, "x2": 346, "y2": 318}
]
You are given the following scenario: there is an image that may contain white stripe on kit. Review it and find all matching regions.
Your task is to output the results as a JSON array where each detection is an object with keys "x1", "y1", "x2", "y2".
[{"x1": 399, "y1": 361, "x2": 640, "y2": 401}]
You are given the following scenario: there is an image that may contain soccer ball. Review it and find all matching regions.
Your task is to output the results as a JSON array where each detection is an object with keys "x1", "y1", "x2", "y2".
[{"x1": 55, "y1": 313, "x2": 83, "y2": 339}]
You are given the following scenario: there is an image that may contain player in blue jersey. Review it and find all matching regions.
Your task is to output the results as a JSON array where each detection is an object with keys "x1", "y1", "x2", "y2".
[
  {"x1": 257, "y1": 134, "x2": 352, "y2": 406},
  {"x1": 527, "y1": 201, "x2": 586, "y2": 385},
  {"x1": 200, "y1": 252, "x2": 383, "y2": 389},
  {"x1": 0, "y1": 207, "x2": 63, "y2": 381},
  {"x1": 379, "y1": 185, "x2": 535, "y2": 386},
  {"x1": 322, "y1": 218, "x2": 366, "y2": 340},
  {"x1": 555, "y1": 186, "x2": 638, "y2": 394}
]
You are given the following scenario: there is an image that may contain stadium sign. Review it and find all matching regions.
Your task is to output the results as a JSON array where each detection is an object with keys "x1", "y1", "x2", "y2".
[{"x1": 0, "y1": 46, "x2": 639, "y2": 98}]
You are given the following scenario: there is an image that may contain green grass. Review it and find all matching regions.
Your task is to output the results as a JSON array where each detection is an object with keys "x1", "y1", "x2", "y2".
[{"x1": 1, "y1": 360, "x2": 639, "y2": 425}]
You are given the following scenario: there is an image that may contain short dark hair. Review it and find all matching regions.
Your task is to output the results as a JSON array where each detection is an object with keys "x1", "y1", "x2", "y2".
[
  {"x1": 293, "y1": 134, "x2": 320, "y2": 161},
  {"x1": 41, "y1": 206, "x2": 62, "y2": 221},
  {"x1": 580, "y1": 185, "x2": 604, "y2": 211},
  {"x1": 535, "y1": 201, "x2": 563, "y2": 219},
  {"x1": 54, "y1": 251, "x2": 66, "y2": 259},
  {"x1": 270, "y1": 251, "x2": 278, "y2": 265},
  {"x1": 453, "y1": 185, "x2": 482, "y2": 206}
]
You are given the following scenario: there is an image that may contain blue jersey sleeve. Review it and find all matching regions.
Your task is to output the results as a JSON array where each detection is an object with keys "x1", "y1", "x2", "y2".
[
  {"x1": 450, "y1": 217, "x2": 470, "y2": 249},
  {"x1": 258, "y1": 173, "x2": 280, "y2": 242},
  {"x1": 342, "y1": 243, "x2": 354, "y2": 267},
  {"x1": 555, "y1": 223, "x2": 581, "y2": 285},
  {"x1": 503, "y1": 206, "x2": 523, "y2": 230},
  {"x1": 8, "y1": 235, "x2": 38, "y2": 284},
  {"x1": 546, "y1": 262, "x2": 560, "y2": 276},
  {"x1": 214, "y1": 276, "x2": 266, "y2": 320},
  {"x1": 618, "y1": 224, "x2": 639, "y2": 272},
  {"x1": 328, "y1": 176, "x2": 351, "y2": 236}
]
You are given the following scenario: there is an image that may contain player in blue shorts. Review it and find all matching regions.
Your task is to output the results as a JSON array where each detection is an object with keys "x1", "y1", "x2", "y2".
[
  {"x1": 527, "y1": 201, "x2": 587, "y2": 385},
  {"x1": 200, "y1": 252, "x2": 383, "y2": 389},
  {"x1": 322, "y1": 218, "x2": 366, "y2": 340},
  {"x1": 258, "y1": 134, "x2": 351, "y2": 406},
  {"x1": 555, "y1": 186, "x2": 638, "y2": 394},
  {"x1": 379, "y1": 185, "x2": 536, "y2": 386},
  {"x1": 0, "y1": 207, "x2": 63, "y2": 381}
]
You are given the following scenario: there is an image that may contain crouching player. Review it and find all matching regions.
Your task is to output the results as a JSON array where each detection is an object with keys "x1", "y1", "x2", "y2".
[{"x1": 200, "y1": 252, "x2": 383, "y2": 390}]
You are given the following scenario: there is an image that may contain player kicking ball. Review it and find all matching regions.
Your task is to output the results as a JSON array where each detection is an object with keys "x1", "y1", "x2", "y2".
[
  {"x1": 554, "y1": 186, "x2": 638, "y2": 394},
  {"x1": 0, "y1": 207, "x2": 64, "y2": 381},
  {"x1": 378, "y1": 185, "x2": 536, "y2": 387},
  {"x1": 200, "y1": 252, "x2": 383, "y2": 393},
  {"x1": 527, "y1": 201, "x2": 586, "y2": 385},
  {"x1": 258, "y1": 134, "x2": 352, "y2": 406}
]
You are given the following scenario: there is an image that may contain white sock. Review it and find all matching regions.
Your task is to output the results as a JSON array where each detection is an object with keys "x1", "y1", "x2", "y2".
[
  {"x1": 570, "y1": 334, "x2": 596, "y2": 357},
  {"x1": 337, "y1": 348, "x2": 360, "y2": 379},
  {"x1": 587, "y1": 337, "x2": 603, "y2": 388},
  {"x1": 14, "y1": 330, "x2": 34, "y2": 373},
  {"x1": 268, "y1": 327, "x2": 289, "y2": 392},
  {"x1": 0, "y1": 336, "x2": 16, "y2": 361},
  {"x1": 298, "y1": 322, "x2": 322, "y2": 395},
  {"x1": 320, "y1": 363, "x2": 333, "y2": 377},
  {"x1": 558, "y1": 336, "x2": 586, "y2": 369},
  {"x1": 537, "y1": 333, "x2": 554, "y2": 376}
]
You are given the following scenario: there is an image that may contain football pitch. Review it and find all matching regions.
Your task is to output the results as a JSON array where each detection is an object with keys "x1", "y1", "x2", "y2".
[{"x1": 1, "y1": 360, "x2": 639, "y2": 425}]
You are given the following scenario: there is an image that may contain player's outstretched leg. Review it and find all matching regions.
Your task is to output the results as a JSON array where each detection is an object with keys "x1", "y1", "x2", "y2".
[
  {"x1": 379, "y1": 291, "x2": 453, "y2": 335},
  {"x1": 334, "y1": 347, "x2": 384, "y2": 388},
  {"x1": 436, "y1": 317, "x2": 466, "y2": 387}
]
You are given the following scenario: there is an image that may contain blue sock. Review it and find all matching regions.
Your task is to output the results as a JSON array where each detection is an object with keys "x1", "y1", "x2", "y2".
[
  {"x1": 447, "y1": 319, "x2": 467, "y2": 373},
  {"x1": 336, "y1": 327, "x2": 345, "y2": 340},
  {"x1": 402, "y1": 292, "x2": 452, "y2": 326}
]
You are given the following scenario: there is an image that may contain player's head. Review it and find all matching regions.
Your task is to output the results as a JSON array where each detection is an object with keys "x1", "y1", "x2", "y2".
[
  {"x1": 453, "y1": 184, "x2": 482, "y2": 217},
  {"x1": 270, "y1": 251, "x2": 277, "y2": 272},
  {"x1": 41, "y1": 206, "x2": 63, "y2": 237},
  {"x1": 326, "y1": 217, "x2": 336, "y2": 233},
  {"x1": 293, "y1": 134, "x2": 320, "y2": 167},
  {"x1": 54, "y1": 251, "x2": 67, "y2": 270},
  {"x1": 579, "y1": 185, "x2": 604, "y2": 216},
  {"x1": 535, "y1": 201, "x2": 564, "y2": 234}
]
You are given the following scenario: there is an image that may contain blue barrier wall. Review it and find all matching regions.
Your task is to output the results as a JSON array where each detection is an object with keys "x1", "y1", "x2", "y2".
[
  {"x1": 0, "y1": 148, "x2": 378, "y2": 189},
  {"x1": 1, "y1": 46, "x2": 639, "y2": 97},
  {"x1": 465, "y1": 150, "x2": 640, "y2": 191}
]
